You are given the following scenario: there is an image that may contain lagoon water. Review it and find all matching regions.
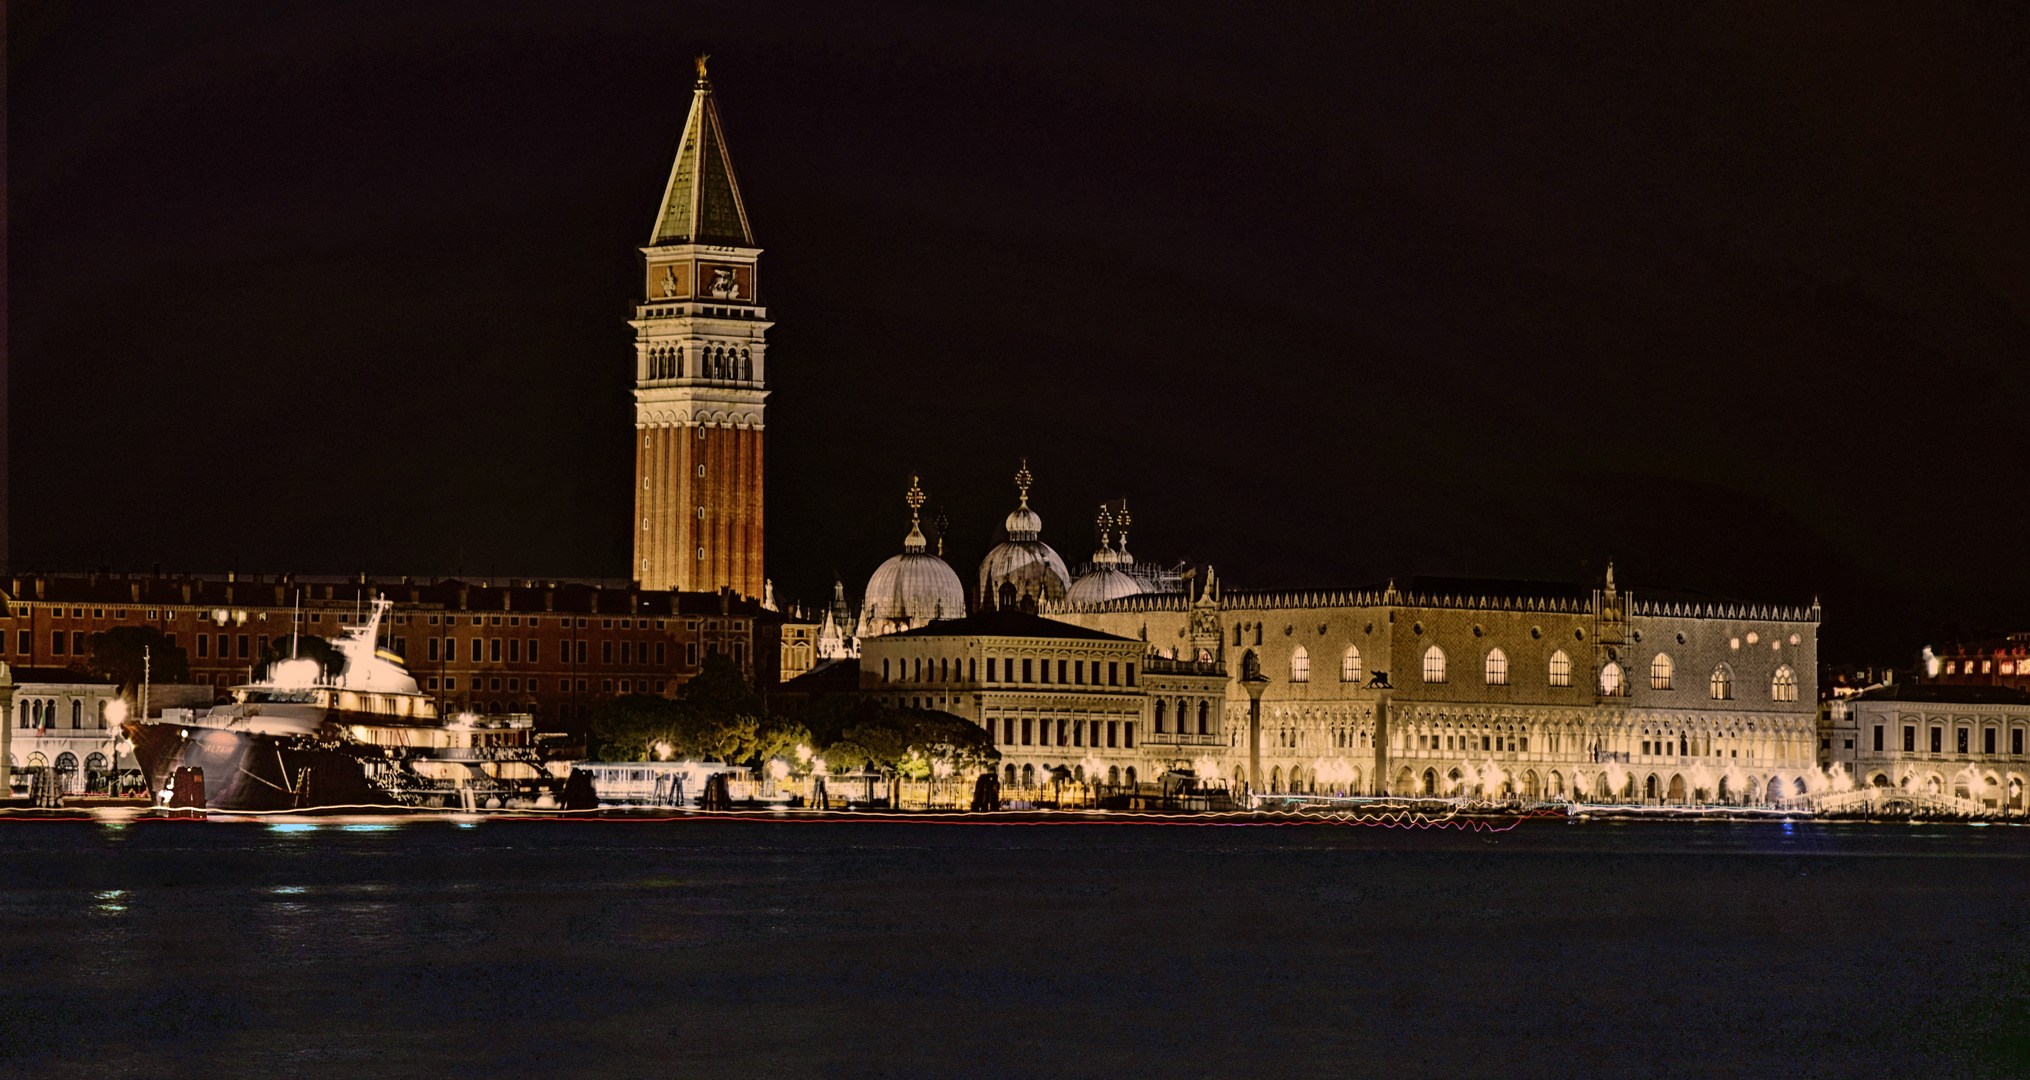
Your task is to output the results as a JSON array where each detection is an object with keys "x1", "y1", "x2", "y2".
[{"x1": 1, "y1": 817, "x2": 2026, "y2": 1078}]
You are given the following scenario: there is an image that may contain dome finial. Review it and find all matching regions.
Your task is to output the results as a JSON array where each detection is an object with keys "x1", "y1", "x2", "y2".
[
  {"x1": 694, "y1": 53, "x2": 711, "y2": 85},
  {"x1": 905, "y1": 474, "x2": 926, "y2": 523},
  {"x1": 1014, "y1": 459, "x2": 1033, "y2": 507},
  {"x1": 901, "y1": 477, "x2": 929, "y2": 553}
]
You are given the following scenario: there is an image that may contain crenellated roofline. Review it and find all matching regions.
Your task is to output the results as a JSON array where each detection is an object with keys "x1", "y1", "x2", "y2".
[{"x1": 1049, "y1": 585, "x2": 1821, "y2": 624}]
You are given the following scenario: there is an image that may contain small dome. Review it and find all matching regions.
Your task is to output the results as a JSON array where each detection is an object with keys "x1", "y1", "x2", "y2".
[
  {"x1": 1066, "y1": 566, "x2": 1143, "y2": 605},
  {"x1": 1004, "y1": 504, "x2": 1043, "y2": 541}
]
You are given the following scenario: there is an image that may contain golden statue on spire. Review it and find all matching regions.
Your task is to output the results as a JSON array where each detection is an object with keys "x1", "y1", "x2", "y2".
[{"x1": 694, "y1": 53, "x2": 711, "y2": 80}]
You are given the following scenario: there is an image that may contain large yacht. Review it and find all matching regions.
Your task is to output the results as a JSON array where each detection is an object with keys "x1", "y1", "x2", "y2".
[{"x1": 123, "y1": 599, "x2": 555, "y2": 811}]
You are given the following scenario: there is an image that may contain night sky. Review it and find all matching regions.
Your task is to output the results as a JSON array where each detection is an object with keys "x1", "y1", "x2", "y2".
[{"x1": 11, "y1": 2, "x2": 2028, "y2": 666}]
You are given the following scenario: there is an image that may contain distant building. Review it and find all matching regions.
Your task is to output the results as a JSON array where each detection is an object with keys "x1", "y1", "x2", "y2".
[
  {"x1": 779, "y1": 620, "x2": 819, "y2": 682},
  {"x1": 0, "y1": 574, "x2": 784, "y2": 734},
  {"x1": 1823, "y1": 683, "x2": 2028, "y2": 813},
  {"x1": 1922, "y1": 633, "x2": 2030, "y2": 691}
]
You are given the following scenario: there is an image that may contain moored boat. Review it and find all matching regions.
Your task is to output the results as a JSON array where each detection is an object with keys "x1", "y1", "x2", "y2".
[{"x1": 124, "y1": 599, "x2": 559, "y2": 811}]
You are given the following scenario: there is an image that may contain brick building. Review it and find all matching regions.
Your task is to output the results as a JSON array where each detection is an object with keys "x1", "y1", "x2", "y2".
[{"x1": 0, "y1": 573, "x2": 783, "y2": 734}]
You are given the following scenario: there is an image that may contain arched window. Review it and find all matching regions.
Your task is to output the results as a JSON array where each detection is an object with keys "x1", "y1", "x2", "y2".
[
  {"x1": 97, "y1": 700, "x2": 108, "y2": 728},
  {"x1": 1599, "y1": 661, "x2": 1623, "y2": 697},
  {"x1": 1650, "y1": 653, "x2": 1674, "y2": 690},
  {"x1": 16, "y1": 701, "x2": 26, "y2": 728},
  {"x1": 1484, "y1": 648, "x2": 1509, "y2": 685},
  {"x1": 1154, "y1": 700, "x2": 1167, "y2": 733},
  {"x1": 1710, "y1": 664, "x2": 1733, "y2": 700},
  {"x1": 1771, "y1": 665, "x2": 1797, "y2": 702},
  {"x1": 71, "y1": 700, "x2": 82, "y2": 728},
  {"x1": 1290, "y1": 646, "x2": 1310, "y2": 683},
  {"x1": 1197, "y1": 700, "x2": 1210, "y2": 734},
  {"x1": 85, "y1": 752, "x2": 108, "y2": 772},
  {"x1": 740, "y1": 348, "x2": 752, "y2": 380},
  {"x1": 1422, "y1": 645, "x2": 1446, "y2": 684},
  {"x1": 1341, "y1": 646, "x2": 1361, "y2": 683},
  {"x1": 55, "y1": 751, "x2": 78, "y2": 773},
  {"x1": 1548, "y1": 650, "x2": 1571, "y2": 687}
]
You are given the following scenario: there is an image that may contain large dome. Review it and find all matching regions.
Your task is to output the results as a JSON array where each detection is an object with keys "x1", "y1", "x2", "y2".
[
  {"x1": 978, "y1": 539, "x2": 1071, "y2": 608},
  {"x1": 861, "y1": 477, "x2": 966, "y2": 637},
  {"x1": 978, "y1": 461, "x2": 1069, "y2": 609},
  {"x1": 862, "y1": 549, "x2": 966, "y2": 637}
]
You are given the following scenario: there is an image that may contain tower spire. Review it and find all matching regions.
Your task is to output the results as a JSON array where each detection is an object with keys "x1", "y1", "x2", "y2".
[{"x1": 651, "y1": 57, "x2": 753, "y2": 247}]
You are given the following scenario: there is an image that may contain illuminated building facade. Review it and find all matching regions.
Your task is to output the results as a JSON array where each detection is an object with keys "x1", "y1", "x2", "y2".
[
  {"x1": 1053, "y1": 568, "x2": 1824, "y2": 801},
  {"x1": 1821, "y1": 683, "x2": 2030, "y2": 813},
  {"x1": 632, "y1": 57, "x2": 769, "y2": 599},
  {"x1": 857, "y1": 608, "x2": 1228, "y2": 786},
  {"x1": 3, "y1": 668, "x2": 130, "y2": 794}
]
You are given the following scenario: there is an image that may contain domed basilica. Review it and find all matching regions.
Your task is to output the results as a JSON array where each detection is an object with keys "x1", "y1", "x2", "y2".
[{"x1": 830, "y1": 463, "x2": 1186, "y2": 654}]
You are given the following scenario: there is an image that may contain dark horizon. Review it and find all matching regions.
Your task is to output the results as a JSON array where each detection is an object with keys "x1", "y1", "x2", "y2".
[{"x1": 11, "y1": 2, "x2": 2029, "y2": 668}]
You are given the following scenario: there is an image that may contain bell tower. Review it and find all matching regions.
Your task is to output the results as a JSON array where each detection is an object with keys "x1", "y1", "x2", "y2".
[{"x1": 632, "y1": 56, "x2": 769, "y2": 598}]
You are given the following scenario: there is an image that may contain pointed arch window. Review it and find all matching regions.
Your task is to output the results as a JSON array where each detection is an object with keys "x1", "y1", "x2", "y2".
[
  {"x1": 1711, "y1": 664, "x2": 1733, "y2": 700},
  {"x1": 1290, "y1": 646, "x2": 1310, "y2": 683},
  {"x1": 1341, "y1": 645, "x2": 1361, "y2": 683},
  {"x1": 1771, "y1": 665, "x2": 1797, "y2": 702},
  {"x1": 1484, "y1": 648, "x2": 1509, "y2": 686},
  {"x1": 1154, "y1": 699, "x2": 1168, "y2": 733},
  {"x1": 1197, "y1": 700, "x2": 1210, "y2": 734},
  {"x1": 1650, "y1": 653, "x2": 1674, "y2": 691},
  {"x1": 1548, "y1": 650, "x2": 1571, "y2": 687},
  {"x1": 1599, "y1": 661, "x2": 1624, "y2": 697},
  {"x1": 1422, "y1": 645, "x2": 1446, "y2": 684}
]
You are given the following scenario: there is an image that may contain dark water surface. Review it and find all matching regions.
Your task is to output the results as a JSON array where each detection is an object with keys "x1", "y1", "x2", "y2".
[{"x1": 2, "y1": 817, "x2": 2026, "y2": 1078}]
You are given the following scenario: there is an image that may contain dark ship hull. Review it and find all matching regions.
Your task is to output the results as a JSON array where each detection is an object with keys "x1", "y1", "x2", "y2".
[{"x1": 125, "y1": 722, "x2": 395, "y2": 812}]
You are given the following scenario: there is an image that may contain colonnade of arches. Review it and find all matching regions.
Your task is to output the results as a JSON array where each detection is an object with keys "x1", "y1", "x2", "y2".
[
  {"x1": 1388, "y1": 763, "x2": 1807, "y2": 804},
  {"x1": 1861, "y1": 768, "x2": 2028, "y2": 810},
  {"x1": 642, "y1": 343, "x2": 755, "y2": 382},
  {"x1": 1004, "y1": 762, "x2": 1137, "y2": 788}
]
